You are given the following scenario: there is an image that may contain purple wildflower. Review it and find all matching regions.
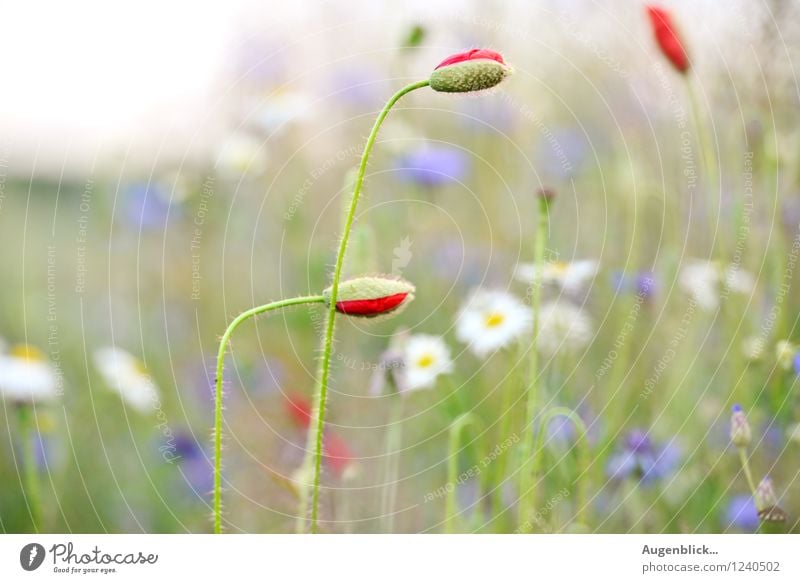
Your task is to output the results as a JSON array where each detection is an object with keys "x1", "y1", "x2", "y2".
[
  {"x1": 724, "y1": 495, "x2": 759, "y2": 530},
  {"x1": 395, "y1": 146, "x2": 469, "y2": 187},
  {"x1": 606, "y1": 429, "x2": 680, "y2": 485}
]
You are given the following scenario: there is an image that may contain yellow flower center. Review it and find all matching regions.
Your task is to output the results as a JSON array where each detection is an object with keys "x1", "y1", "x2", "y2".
[
  {"x1": 10, "y1": 344, "x2": 45, "y2": 362},
  {"x1": 551, "y1": 261, "x2": 569, "y2": 274},
  {"x1": 416, "y1": 354, "x2": 435, "y2": 369},
  {"x1": 484, "y1": 312, "x2": 505, "y2": 328}
]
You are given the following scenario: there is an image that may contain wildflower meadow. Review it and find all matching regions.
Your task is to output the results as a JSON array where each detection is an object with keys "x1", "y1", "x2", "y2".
[{"x1": 1, "y1": 1, "x2": 799, "y2": 547}]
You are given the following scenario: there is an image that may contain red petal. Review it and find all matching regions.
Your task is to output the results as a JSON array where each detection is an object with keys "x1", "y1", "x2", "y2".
[
  {"x1": 335, "y1": 292, "x2": 408, "y2": 316},
  {"x1": 285, "y1": 394, "x2": 312, "y2": 428},
  {"x1": 323, "y1": 431, "x2": 353, "y2": 477},
  {"x1": 435, "y1": 49, "x2": 505, "y2": 70},
  {"x1": 646, "y1": 5, "x2": 689, "y2": 72}
]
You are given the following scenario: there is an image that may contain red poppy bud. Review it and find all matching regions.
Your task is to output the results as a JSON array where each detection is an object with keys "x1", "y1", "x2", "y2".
[
  {"x1": 325, "y1": 276, "x2": 415, "y2": 318},
  {"x1": 646, "y1": 6, "x2": 689, "y2": 74},
  {"x1": 430, "y1": 48, "x2": 512, "y2": 93}
]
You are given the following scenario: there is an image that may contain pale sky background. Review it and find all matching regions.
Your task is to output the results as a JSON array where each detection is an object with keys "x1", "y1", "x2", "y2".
[{"x1": 0, "y1": 0, "x2": 776, "y2": 178}]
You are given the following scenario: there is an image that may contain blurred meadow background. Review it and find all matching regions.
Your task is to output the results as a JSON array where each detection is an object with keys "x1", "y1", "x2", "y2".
[{"x1": 1, "y1": 0, "x2": 800, "y2": 533}]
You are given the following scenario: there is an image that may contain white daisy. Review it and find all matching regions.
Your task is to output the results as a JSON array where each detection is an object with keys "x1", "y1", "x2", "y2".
[
  {"x1": 93, "y1": 348, "x2": 159, "y2": 413},
  {"x1": 0, "y1": 345, "x2": 59, "y2": 404},
  {"x1": 402, "y1": 334, "x2": 453, "y2": 391},
  {"x1": 536, "y1": 301, "x2": 593, "y2": 357},
  {"x1": 215, "y1": 132, "x2": 267, "y2": 176},
  {"x1": 514, "y1": 260, "x2": 598, "y2": 293},
  {"x1": 456, "y1": 289, "x2": 532, "y2": 358},
  {"x1": 679, "y1": 260, "x2": 756, "y2": 311}
]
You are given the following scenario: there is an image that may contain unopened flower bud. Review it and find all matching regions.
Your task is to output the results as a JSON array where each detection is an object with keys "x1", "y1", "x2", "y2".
[
  {"x1": 430, "y1": 49, "x2": 512, "y2": 93},
  {"x1": 729, "y1": 404, "x2": 751, "y2": 448},
  {"x1": 325, "y1": 276, "x2": 415, "y2": 318},
  {"x1": 754, "y1": 476, "x2": 777, "y2": 511},
  {"x1": 536, "y1": 187, "x2": 556, "y2": 202},
  {"x1": 646, "y1": 6, "x2": 690, "y2": 74}
]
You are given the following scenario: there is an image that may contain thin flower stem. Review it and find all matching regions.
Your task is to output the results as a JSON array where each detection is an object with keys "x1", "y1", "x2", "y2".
[
  {"x1": 685, "y1": 76, "x2": 722, "y2": 260},
  {"x1": 445, "y1": 413, "x2": 483, "y2": 533},
  {"x1": 517, "y1": 195, "x2": 549, "y2": 528},
  {"x1": 17, "y1": 404, "x2": 43, "y2": 532},
  {"x1": 530, "y1": 407, "x2": 590, "y2": 529},
  {"x1": 380, "y1": 393, "x2": 404, "y2": 533},
  {"x1": 213, "y1": 294, "x2": 325, "y2": 534},
  {"x1": 737, "y1": 447, "x2": 757, "y2": 496},
  {"x1": 297, "y1": 79, "x2": 430, "y2": 534}
]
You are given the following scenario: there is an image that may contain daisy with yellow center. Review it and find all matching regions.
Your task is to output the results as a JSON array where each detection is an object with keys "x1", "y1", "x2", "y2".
[
  {"x1": 455, "y1": 289, "x2": 531, "y2": 358},
  {"x1": 403, "y1": 334, "x2": 453, "y2": 391},
  {"x1": 93, "y1": 347, "x2": 159, "y2": 413},
  {"x1": 514, "y1": 259, "x2": 598, "y2": 293},
  {"x1": 0, "y1": 344, "x2": 59, "y2": 404}
]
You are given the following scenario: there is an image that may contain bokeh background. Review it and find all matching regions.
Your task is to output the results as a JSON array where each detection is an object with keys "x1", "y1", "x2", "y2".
[{"x1": 1, "y1": 0, "x2": 799, "y2": 533}]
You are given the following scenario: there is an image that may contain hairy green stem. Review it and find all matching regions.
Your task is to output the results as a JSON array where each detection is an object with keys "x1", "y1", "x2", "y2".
[
  {"x1": 517, "y1": 195, "x2": 549, "y2": 527},
  {"x1": 296, "y1": 79, "x2": 430, "y2": 534},
  {"x1": 530, "y1": 407, "x2": 590, "y2": 530},
  {"x1": 213, "y1": 294, "x2": 325, "y2": 534},
  {"x1": 17, "y1": 404, "x2": 43, "y2": 532},
  {"x1": 445, "y1": 413, "x2": 483, "y2": 533}
]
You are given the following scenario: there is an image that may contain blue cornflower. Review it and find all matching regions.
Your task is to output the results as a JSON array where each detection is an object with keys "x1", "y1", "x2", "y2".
[
  {"x1": 395, "y1": 146, "x2": 469, "y2": 187},
  {"x1": 611, "y1": 270, "x2": 657, "y2": 299},
  {"x1": 170, "y1": 433, "x2": 213, "y2": 497},
  {"x1": 724, "y1": 495, "x2": 759, "y2": 530},
  {"x1": 606, "y1": 429, "x2": 680, "y2": 485},
  {"x1": 536, "y1": 128, "x2": 590, "y2": 180},
  {"x1": 123, "y1": 182, "x2": 173, "y2": 230},
  {"x1": 792, "y1": 352, "x2": 800, "y2": 376}
]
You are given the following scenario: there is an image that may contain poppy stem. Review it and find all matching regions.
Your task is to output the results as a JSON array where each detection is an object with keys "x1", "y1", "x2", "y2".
[
  {"x1": 445, "y1": 413, "x2": 482, "y2": 533},
  {"x1": 518, "y1": 195, "x2": 550, "y2": 529},
  {"x1": 685, "y1": 77, "x2": 722, "y2": 260},
  {"x1": 17, "y1": 404, "x2": 43, "y2": 532},
  {"x1": 212, "y1": 294, "x2": 325, "y2": 534},
  {"x1": 296, "y1": 79, "x2": 430, "y2": 534}
]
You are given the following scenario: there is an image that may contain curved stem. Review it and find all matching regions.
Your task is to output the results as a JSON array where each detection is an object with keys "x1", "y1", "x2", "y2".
[
  {"x1": 517, "y1": 195, "x2": 549, "y2": 527},
  {"x1": 297, "y1": 79, "x2": 430, "y2": 534},
  {"x1": 17, "y1": 404, "x2": 42, "y2": 532},
  {"x1": 445, "y1": 413, "x2": 483, "y2": 533},
  {"x1": 530, "y1": 407, "x2": 590, "y2": 530},
  {"x1": 213, "y1": 294, "x2": 325, "y2": 534}
]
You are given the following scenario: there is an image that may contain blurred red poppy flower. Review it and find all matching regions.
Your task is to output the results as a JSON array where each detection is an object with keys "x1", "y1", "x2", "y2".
[{"x1": 646, "y1": 6, "x2": 689, "y2": 73}]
